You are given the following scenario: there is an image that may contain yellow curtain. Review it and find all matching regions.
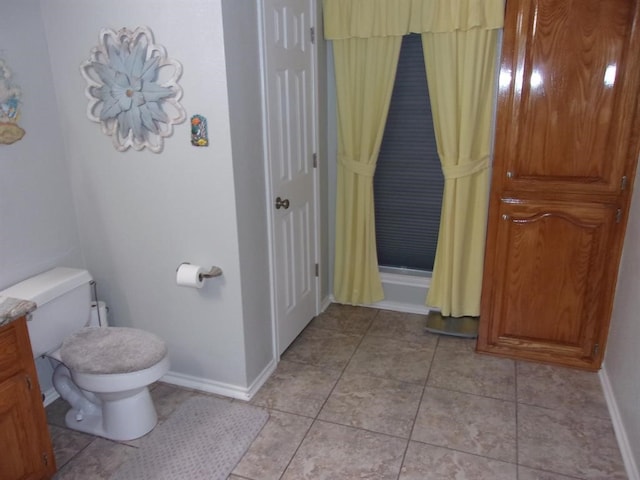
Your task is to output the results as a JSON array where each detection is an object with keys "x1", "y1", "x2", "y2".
[
  {"x1": 324, "y1": 0, "x2": 503, "y2": 308},
  {"x1": 333, "y1": 37, "x2": 401, "y2": 304},
  {"x1": 324, "y1": 0, "x2": 504, "y2": 38},
  {"x1": 422, "y1": 29, "x2": 499, "y2": 317}
]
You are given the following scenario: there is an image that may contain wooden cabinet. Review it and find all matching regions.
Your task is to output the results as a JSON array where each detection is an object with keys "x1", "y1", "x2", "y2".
[
  {"x1": 0, "y1": 317, "x2": 56, "y2": 479},
  {"x1": 478, "y1": 0, "x2": 640, "y2": 370}
]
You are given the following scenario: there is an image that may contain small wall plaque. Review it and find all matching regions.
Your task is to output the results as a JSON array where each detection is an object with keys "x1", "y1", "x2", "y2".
[{"x1": 190, "y1": 115, "x2": 208, "y2": 147}]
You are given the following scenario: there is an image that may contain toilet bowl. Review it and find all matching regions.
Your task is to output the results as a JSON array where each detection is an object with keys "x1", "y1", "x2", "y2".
[
  {"x1": 55, "y1": 326, "x2": 169, "y2": 440},
  {"x1": 0, "y1": 267, "x2": 170, "y2": 441}
]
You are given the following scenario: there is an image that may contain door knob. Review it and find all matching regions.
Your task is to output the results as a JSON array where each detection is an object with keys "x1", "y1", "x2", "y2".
[{"x1": 275, "y1": 197, "x2": 290, "y2": 209}]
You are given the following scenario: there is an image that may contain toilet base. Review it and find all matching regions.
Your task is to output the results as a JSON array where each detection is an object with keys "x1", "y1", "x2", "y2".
[{"x1": 64, "y1": 386, "x2": 158, "y2": 441}]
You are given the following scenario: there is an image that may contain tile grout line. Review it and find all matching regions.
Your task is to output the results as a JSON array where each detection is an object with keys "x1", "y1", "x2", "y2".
[
  {"x1": 274, "y1": 410, "x2": 316, "y2": 480},
  {"x1": 395, "y1": 328, "x2": 442, "y2": 479},
  {"x1": 309, "y1": 308, "x2": 379, "y2": 419},
  {"x1": 54, "y1": 306, "x2": 619, "y2": 479},
  {"x1": 50, "y1": 429, "x2": 98, "y2": 473},
  {"x1": 277, "y1": 308, "x2": 445, "y2": 479},
  {"x1": 407, "y1": 437, "x2": 520, "y2": 467},
  {"x1": 276, "y1": 308, "x2": 380, "y2": 480}
]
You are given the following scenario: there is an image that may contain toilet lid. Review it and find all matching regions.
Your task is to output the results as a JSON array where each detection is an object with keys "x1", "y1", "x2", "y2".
[{"x1": 61, "y1": 327, "x2": 168, "y2": 375}]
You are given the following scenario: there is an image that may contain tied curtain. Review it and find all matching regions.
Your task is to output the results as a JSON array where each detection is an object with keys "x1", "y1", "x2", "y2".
[
  {"x1": 333, "y1": 37, "x2": 402, "y2": 304},
  {"x1": 324, "y1": 0, "x2": 504, "y2": 316},
  {"x1": 421, "y1": 29, "x2": 499, "y2": 317}
]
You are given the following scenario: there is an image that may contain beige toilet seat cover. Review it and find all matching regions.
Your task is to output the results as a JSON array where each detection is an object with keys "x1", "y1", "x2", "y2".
[{"x1": 61, "y1": 327, "x2": 168, "y2": 375}]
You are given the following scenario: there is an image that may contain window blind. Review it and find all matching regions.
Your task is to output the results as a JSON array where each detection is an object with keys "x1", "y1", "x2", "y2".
[{"x1": 374, "y1": 33, "x2": 444, "y2": 272}]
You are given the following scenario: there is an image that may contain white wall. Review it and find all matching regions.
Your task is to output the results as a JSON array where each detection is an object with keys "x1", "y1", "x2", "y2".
[
  {"x1": 0, "y1": 0, "x2": 83, "y2": 290},
  {"x1": 221, "y1": 0, "x2": 274, "y2": 384},
  {"x1": 0, "y1": 1, "x2": 85, "y2": 395},
  {"x1": 315, "y1": 0, "x2": 331, "y2": 302},
  {"x1": 603, "y1": 167, "x2": 640, "y2": 477},
  {"x1": 326, "y1": 43, "x2": 337, "y2": 297},
  {"x1": 39, "y1": 0, "x2": 270, "y2": 393}
]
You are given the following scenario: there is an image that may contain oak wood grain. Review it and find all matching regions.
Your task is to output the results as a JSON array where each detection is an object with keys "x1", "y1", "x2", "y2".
[
  {"x1": 0, "y1": 318, "x2": 56, "y2": 479},
  {"x1": 478, "y1": 0, "x2": 640, "y2": 370}
]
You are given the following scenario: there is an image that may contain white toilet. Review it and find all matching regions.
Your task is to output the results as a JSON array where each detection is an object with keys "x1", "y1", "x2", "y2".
[{"x1": 0, "y1": 267, "x2": 170, "y2": 441}]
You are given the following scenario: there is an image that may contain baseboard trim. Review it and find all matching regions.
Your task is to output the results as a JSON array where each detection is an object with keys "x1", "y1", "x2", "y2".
[
  {"x1": 161, "y1": 357, "x2": 277, "y2": 402},
  {"x1": 41, "y1": 358, "x2": 278, "y2": 407},
  {"x1": 600, "y1": 365, "x2": 640, "y2": 480},
  {"x1": 43, "y1": 387, "x2": 60, "y2": 407},
  {"x1": 320, "y1": 294, "x2": 332, "y2": 313},
  {"x1": 370, "y1": 300, "x2": 431, "y2": 315},
  {"x1": 325, "y1": 294, "x2": 431, "y2": 315}
]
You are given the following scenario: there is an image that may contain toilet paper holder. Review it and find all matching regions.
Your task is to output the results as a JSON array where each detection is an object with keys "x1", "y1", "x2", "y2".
[{"x1": 177, "y1": 263, "x2": 223, "y2": 280}]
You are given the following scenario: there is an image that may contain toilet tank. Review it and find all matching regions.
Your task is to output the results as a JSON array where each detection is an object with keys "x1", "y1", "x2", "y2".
[{"x1": 0, "y1": 267, "x2": 93, "y2": 357}]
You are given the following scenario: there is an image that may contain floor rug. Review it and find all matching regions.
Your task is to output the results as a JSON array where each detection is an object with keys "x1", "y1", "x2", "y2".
[{"x1": 112, "y1": 395, "x2": 269, "y2": 480}]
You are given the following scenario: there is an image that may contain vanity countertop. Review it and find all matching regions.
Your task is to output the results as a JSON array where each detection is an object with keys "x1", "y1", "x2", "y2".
[{"x1": 0, "y1": 295, "x2": 36, "y2": 327}]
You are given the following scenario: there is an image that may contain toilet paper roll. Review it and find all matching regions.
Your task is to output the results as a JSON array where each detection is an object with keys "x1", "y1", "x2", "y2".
[{"x1": 176, "y1": 263, "x2": 205, "y2": 288}]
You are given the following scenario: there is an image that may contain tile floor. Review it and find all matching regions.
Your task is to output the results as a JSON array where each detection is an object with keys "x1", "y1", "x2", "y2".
[{"x1": 46, "y1": 304, "x2": 627, "y2": 479}]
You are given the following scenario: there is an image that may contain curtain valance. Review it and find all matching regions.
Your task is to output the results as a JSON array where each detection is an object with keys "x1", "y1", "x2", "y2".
[{"x1": 323, "y1": 0, "x2": 505, "y2": 39}]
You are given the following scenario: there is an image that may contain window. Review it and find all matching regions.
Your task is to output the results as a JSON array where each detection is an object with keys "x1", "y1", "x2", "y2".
[{"x1": 374, "y1": 34, "x2": 444, "y2": 272}]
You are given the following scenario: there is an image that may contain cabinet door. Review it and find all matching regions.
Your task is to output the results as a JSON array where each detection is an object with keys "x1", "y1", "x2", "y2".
[
  {"x1": 480, "y1": 0, "x2": 640, "y2": 369},
  {"x1": 495, "y1": 0, "x2": 640, "y2": 196},
  {"x1": 0, "y1": 319, "x2": 56, "y2": 480},
  {"x1": 0, "y1": 374, "x2": 44, "y2": 480},
  {"x1": 478, "y1": 199, "x2": 619, "y2": 369}
]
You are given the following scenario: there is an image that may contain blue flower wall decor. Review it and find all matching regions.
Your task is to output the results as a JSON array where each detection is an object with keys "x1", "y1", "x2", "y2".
[{"x1": 81, "y1": 26, "x2": 185, "y2": 153}]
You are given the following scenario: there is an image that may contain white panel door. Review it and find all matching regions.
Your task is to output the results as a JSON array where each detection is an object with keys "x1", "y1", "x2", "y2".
[{"x1": 263, "y1": 0, "x2": 318, "y2": 355}]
